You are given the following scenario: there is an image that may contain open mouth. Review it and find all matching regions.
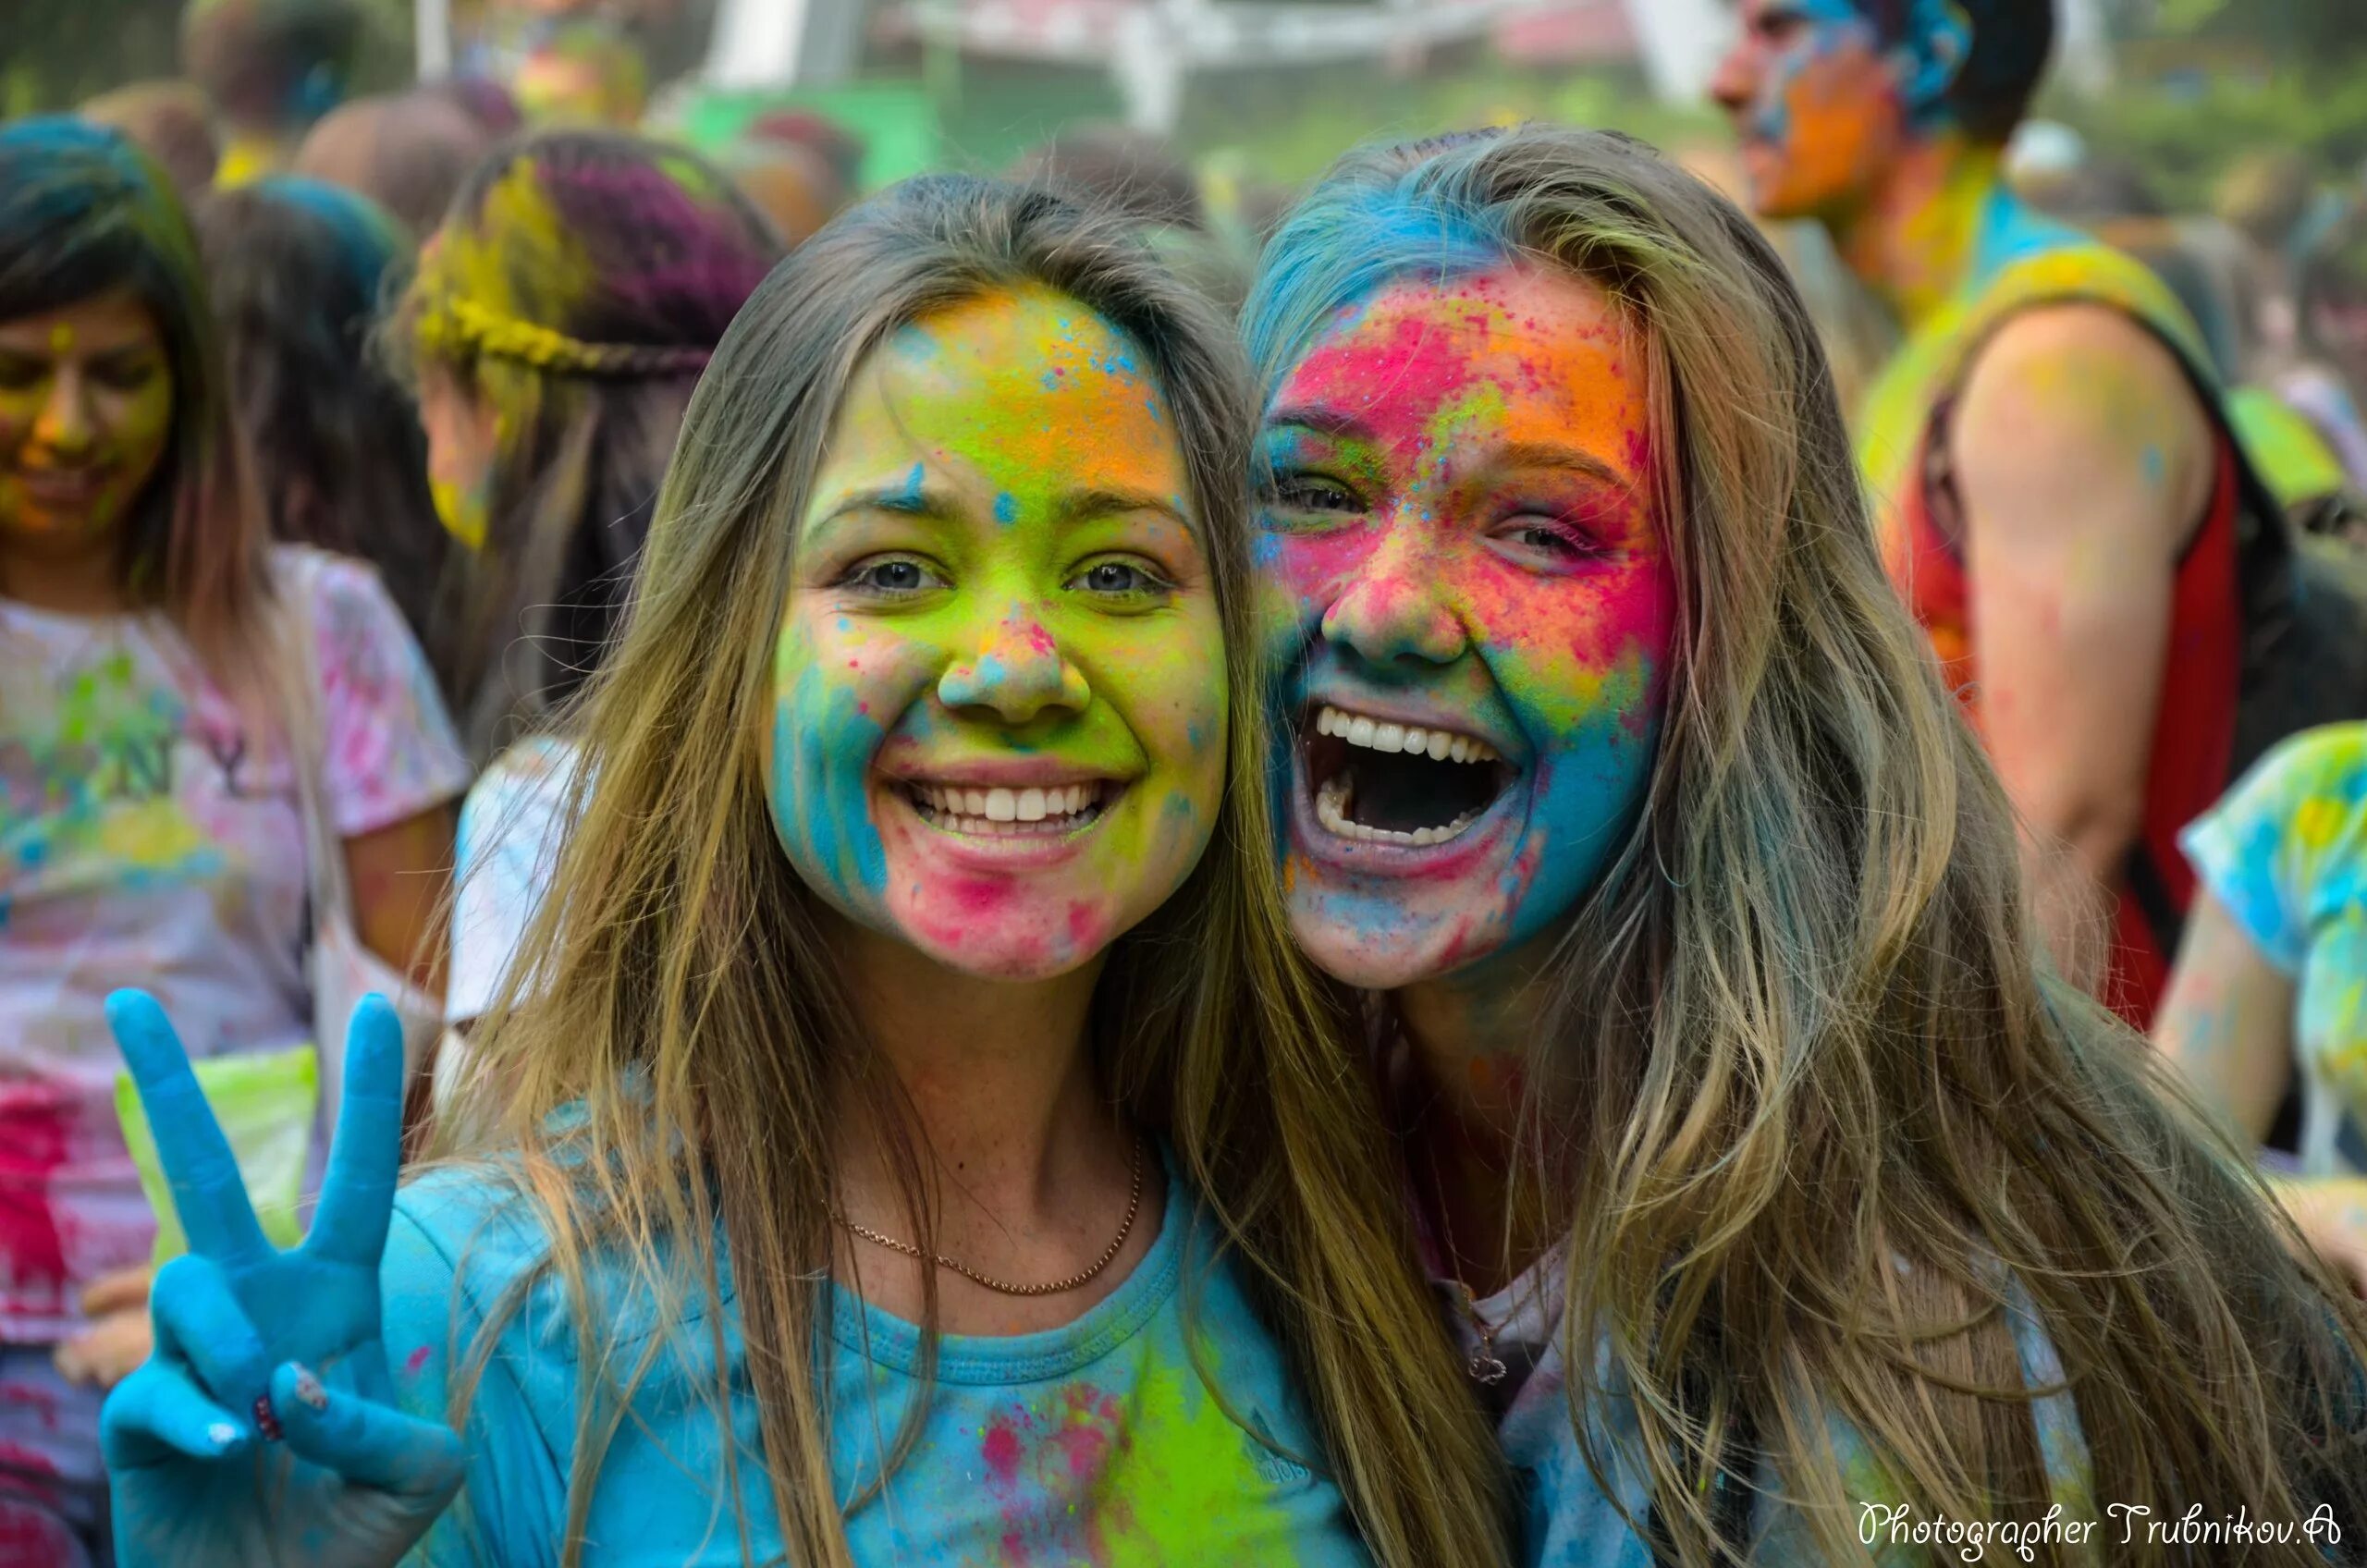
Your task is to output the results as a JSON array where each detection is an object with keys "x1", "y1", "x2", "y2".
[
  {"x1": 1302, "y1": 704, "x2": 1514, "y2": 847},
  {"x1": 901, "y1": 780, "x2": 1114, "y2": 838}
]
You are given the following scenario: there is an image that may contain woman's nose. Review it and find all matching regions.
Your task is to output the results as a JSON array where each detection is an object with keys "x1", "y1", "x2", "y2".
[{"x1": 938, "y1": 605, "x2": 1093, "y2": 723}]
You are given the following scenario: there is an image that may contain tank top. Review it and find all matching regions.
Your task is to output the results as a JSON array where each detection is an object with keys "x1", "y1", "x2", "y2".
[{"x1": 1856, "y1": 189, "x2": 2245, "y2": 1028}]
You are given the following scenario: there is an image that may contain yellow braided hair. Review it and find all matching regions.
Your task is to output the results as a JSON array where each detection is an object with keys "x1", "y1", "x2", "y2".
[{"x1": 413, "y1": 294, "x2": 712, "y2": 377}]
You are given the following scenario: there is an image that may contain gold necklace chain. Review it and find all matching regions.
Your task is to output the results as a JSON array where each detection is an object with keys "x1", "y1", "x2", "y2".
[{"x1": 834, "y1": 1136, "x2": 1146, "y2": 1298}]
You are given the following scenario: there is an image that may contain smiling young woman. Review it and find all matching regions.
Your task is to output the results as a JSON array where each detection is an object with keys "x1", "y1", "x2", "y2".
[
  {"x1": 96, "y1": 176, "x2": 1508, "y2": 1568},
  {"x1": 1246, "y1": 125, "x2": 2367, "y2": 1566}
]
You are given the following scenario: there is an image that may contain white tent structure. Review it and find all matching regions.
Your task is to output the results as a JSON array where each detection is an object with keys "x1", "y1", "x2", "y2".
[
  {"x1": 667, "y1": 0, "x2": 1736, "y2": 127},
  {"x1": 421, "y1": 0, "x2": 2108, "y2": 123}
]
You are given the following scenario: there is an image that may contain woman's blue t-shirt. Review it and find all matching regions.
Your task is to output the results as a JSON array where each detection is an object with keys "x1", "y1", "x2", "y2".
[{"x1": 378, "y1": 1162, "x2": 1368, "y2": 1567}]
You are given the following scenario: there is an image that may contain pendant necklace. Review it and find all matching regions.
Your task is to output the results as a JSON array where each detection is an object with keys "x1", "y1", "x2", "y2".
[{"x1": 1417, "y1": 1113, "x2": 1511, "y2": 1385}]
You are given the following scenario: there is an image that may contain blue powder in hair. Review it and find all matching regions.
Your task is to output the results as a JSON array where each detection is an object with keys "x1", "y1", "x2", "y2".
[{"x1": 1241, "y1": 162, "x2": 1509, "y2": 412}]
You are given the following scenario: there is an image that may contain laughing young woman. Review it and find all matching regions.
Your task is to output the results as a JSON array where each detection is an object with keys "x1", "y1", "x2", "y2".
[
  {"x1": 1246, "y1": 126, "x2": 2367, "y2": 1565},
  {"x1": 97, "y1": 175, "x2": 1507, "y2": 1567}
]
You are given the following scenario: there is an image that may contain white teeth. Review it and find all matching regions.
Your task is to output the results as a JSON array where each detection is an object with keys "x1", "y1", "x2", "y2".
[
  {"x1": 1313, "y1": 705, "x2": 1498, "y2": 765},
  {"x1": 907, "y1": 779, "x2": 1108, "y2": 837},
  {"x1": 1315, "y1": 770, "x2": 1484, "y2": 848}
]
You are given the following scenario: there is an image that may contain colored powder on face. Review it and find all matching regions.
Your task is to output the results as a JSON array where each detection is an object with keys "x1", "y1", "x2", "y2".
[
  {"x1": 428, "y1": 475, "x2": 489, "y2": 551},
  {"x1": 766, "y1": 285, "x2": 1228, "y2": 983},
  {"x1": 1257, "y1": 263, "x2": 1678, "y2": 987}
]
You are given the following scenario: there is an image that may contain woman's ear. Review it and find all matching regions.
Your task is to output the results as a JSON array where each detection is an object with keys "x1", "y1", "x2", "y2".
[{"x1": 1890, "y1": 0, "x2": 1973, "y2": 121}]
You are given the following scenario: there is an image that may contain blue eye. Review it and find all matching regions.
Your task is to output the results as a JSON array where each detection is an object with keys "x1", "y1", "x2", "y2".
[
  {"x1": 1070, "y1": 558, "x2": 1172, "y2": 598},
  {"x1": 841, "y1": 557, "x2": 944, "y2": 597}
]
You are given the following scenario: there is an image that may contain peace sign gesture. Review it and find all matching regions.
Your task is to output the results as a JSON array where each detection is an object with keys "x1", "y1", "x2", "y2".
[{"x1": 99, "y1": 990, "x2": 465, "y2": 1568}]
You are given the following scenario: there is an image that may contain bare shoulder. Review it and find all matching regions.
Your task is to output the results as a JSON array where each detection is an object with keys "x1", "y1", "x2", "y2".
[{"x1": 1952, "y1": 301, "x2": 2216, "y2": 547}]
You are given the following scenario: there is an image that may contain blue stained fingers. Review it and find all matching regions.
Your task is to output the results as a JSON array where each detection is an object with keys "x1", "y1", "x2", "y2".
[
  {"x1": 306, "y1": 995, "x2": 405, "y2": 1269},
  {"x1": 105, "y1": 989, "x2": 274, "y2": 1268},
  {"x1": 270, "y1": 1361, "x2": 465, "y2": 1500},
  {"x1": 101, "y1": 1362, "x2": 248, "y2": 1469},
  {"x1": 148, "y1": 1254, "x2": 273, "y2": 1419}
]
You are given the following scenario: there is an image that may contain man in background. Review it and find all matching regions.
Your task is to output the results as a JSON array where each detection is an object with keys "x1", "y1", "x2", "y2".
[{"x1": 1713, "y1": 0, "x2": 2248, "y2": 1025}]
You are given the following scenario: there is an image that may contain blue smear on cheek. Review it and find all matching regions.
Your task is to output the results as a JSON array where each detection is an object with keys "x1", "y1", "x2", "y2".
[
  {"x1": 994, "y1": 492, "x2": 1017, "y2": 526},
  {"x1": 1499, "y1": 699, "x2": 1662, "y2": 949},
  {"x1": 773, "y1": 666, "x2": 888, "y2": 906}
]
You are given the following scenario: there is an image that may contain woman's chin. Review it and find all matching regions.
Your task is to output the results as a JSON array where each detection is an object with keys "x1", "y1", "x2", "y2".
[
  {"x1": 890, "y1": 903, "x2": 1117, "y2": 986},
  {"x1": 1285, "y1": 895, "x2": 1505, "y2": 993}
]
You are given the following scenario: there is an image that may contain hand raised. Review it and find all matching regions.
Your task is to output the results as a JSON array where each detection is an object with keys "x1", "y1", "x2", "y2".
[{"x1": 100, "y1": 990, "x2": 465, "y2": 1568}]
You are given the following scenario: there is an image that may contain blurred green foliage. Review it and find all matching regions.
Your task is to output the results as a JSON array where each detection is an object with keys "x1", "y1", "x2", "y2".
[
  {"x1": 2053, "y1": 70, "x2": 2367, "y2": 214},
  {"x1": 1177, "y1": 57, "x2": 1723, "y2": 191}
]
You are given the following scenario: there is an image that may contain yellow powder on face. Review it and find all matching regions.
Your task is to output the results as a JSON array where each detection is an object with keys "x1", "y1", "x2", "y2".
[{"x1": 48, "y1": 324, "x2": 74, "y2": 353}]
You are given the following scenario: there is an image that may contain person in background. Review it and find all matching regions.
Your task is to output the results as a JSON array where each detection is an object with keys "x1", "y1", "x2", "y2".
[
  {"x1": 192, "y1": 177, "x2": 453, "y2": 668},
  {"x1": 745, "y1": 108, "x2": 866, "y2": 210},
  {"x1": 2159, "y1": 723, "x2": 2367, "y2": 1292},
  {"x1": 510, "y1": 18, "x2": 650, "y2": 129},
  {"x1": 78, "y1": 82, "x2": 221, "y2": 202},
  {"x1": 398, "y1": 132, "x2": 778, "y2": 1034},
  {"x1": 1013, "y1": 123, "x2": 1250, "y2": 312},
  {"x1": 1711, "y1": 0, "x2": 2300, "y2": 1027},
  {"x1": 720, "y1": 137, "x2": 846, "y2": 251},
  {"x1": 1248, "y1": 122, "x2": 2367, "y2": 1564},
  {"x1": 2215, "y1": 148, "x2": 2343, "y2": 374},
  {"x1": 2009, "y1": 138, "x2": 2355, "y2": 515},
  {"x1": 0, "y1": 119, "x2": 465, "y2": 1564},
  {"x1": 720, "y1": 110, "x2": 865, "y2": 251},
  {"x1": 178, "y1": 0, "x2": 362, "y2": 187},
  {"x1": 291, "y1": 89, "x2": 504, "y2": 240},
  {"x1": 424, "y1": 74, "x2": 526, "y2": 141},
  {"x1": 2278, "y1": 206, "x2": 2367, "y2": 496}
]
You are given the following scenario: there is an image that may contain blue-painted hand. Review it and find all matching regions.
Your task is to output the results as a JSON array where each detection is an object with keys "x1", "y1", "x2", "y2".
[{"x1": 100, "y1": 990, "x2": 464, "y2": 1567}]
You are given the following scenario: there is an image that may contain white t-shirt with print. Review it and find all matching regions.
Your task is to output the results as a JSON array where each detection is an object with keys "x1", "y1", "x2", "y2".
[{"x1": 0, "y1": 548, "x2": 467, "y2": 1340}]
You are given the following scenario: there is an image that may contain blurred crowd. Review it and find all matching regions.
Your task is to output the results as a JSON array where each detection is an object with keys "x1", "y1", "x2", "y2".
[{"x1": 7, "y1": 0, "x2": 2367, "y2": 1560}]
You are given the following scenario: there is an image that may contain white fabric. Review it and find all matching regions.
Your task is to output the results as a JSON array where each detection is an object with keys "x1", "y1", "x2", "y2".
[{"x1": 447, "y1": 733, "x2": 582, "y2": 1023}]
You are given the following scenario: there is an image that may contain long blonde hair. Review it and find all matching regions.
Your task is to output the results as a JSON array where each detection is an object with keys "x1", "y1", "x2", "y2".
[
  {"x1": 1246, "y1": 126, "x2": 2367, "y2": 1564},
  {"x1": 441, "y1": 175, "x2": 1509, "y2": 1567}
]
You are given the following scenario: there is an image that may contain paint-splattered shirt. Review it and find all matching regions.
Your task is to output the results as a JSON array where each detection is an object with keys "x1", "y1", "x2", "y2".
[
  {"x1": 2181, "y1": 722, "x2": 2367, "y2": 1176},
  {"x1": 448, "y1": 735, "x2": 582, "y2": 1024},
  {"x1": 1452, "y1": 1255, "x2": 2097, "y2": 1567},
  {"x1": 0, "y1": 548, "x2": 466, "y2": 1341},
  {"x1": 383, "y1": 1158, "x2": 1370, "y2": 1567}
]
